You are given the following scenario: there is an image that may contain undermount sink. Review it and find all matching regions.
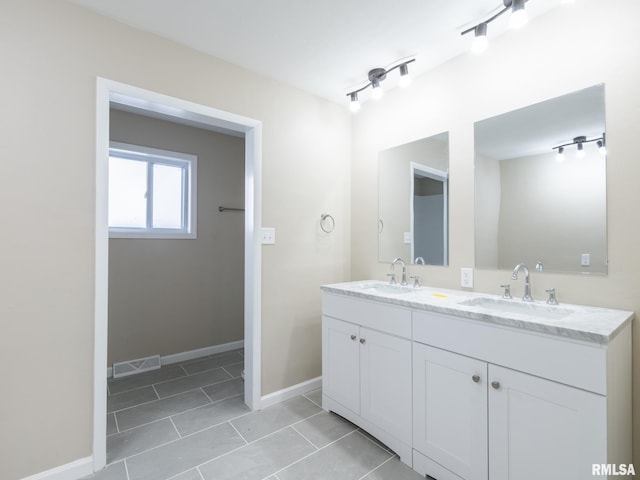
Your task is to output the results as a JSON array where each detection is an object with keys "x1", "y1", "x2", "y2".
[
  {"x1": 357, "y1": 283, "x2": 414, "y2": 295},
  {"x1": 459, "y1": 297, "x2": 575, "y2": 320}
]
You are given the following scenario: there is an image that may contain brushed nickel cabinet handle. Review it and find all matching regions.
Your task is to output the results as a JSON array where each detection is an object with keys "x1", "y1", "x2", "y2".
[
  {"x1": 491, "y1": 381, "x2": 501, "y2": 390},
  {"x1": 472, "y1": 375, "x2": 480, "y2": 383},
  {"x1": 350, "y1": 334, "x2": 356, "y2": 341},
  {"x1": 360, "y1": 338, "x2": 366, "y2": 344}
]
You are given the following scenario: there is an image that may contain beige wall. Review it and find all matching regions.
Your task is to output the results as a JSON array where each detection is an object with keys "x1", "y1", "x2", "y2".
[
  {"x1": 0, "y1": 1, "x2": 350, "y2": 478},
  {"x1": 496, "y1": 150, "x2": 607, "y2": 272},
  {"x1": 108, "y1": 110, "x2": 244, "y2": 365},
  {"x1": 352, "y1": 0, "x2": 639, "y2": 466}
]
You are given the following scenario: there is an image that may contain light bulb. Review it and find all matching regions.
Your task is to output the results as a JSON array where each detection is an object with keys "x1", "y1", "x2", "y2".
[
  {"x1": 509, "y1": 0, "x2": 528, "y2": 29},
  {"x1": 471, "y1": 23, "x2": 488, "y2": 54},
  {"x1": 349, "y1": 93, "x2": 360, "y2": 113},
  {"x1": 555, "y1": 147, "x2": 565, "y2": 162},
  {"x1": 576, "y1": 143, "x2": 585, "y2": 158},
  {"x1": 371, "y1": 78, "x2": 384, "y2": 99},
  {"x1": 597, "y1": 140, "x2": 607, "y2": 155}
]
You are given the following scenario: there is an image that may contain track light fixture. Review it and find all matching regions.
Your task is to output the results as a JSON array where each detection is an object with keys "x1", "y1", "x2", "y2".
[
  {"x1": 508, "y1": 0, "x2": 528, "y2": 29},
  {"x1": 552, "y1": 133, "x2": 606, "y2": 161},
  {"x1": 461, "y1": 0, "x2": 532, "y2": 53},
  {"x1": 345, "y1": 59, "x2": 415, "y2": 111},
  {"x1": 472, "y1": 23, "x2": 489, "y2": 54}
]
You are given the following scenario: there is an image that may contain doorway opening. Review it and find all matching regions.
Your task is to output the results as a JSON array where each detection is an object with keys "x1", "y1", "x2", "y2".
[
  {"x1": 410, "y1": 163, "x2": 448, "y2": 266},
  {"x1": 93, "y1": 78, "x2": 262, "y2": 471}
]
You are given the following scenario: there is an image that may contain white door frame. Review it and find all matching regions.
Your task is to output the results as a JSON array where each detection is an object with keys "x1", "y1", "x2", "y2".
[{"x1": 94, "y1": 78, "x2": 262, "y2": 471}]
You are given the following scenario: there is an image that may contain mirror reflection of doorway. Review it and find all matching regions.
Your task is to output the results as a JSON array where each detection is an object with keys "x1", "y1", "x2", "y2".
[{"x1": 411, "y1": 163, "x2": 448, "y2": 266}]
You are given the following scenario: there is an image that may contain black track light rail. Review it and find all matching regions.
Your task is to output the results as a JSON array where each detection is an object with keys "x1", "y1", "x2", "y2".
[
  {"x1": 460, "y1": 0, "x2": 529, "y2": 37},
  {"x1": 346, "y1": 59, "x2": 415, "y2": 98},
  {"x1": 552, "y1": 134, "x2": 605, "y2": 151}
]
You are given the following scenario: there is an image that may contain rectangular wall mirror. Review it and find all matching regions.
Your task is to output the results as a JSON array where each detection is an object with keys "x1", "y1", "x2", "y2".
[
  {"x1": 379, "y1": 132, "x2": 449, "y2": 265},
  {"x1": 474, "y1": 84, "x2": 607, "y2": 275}
]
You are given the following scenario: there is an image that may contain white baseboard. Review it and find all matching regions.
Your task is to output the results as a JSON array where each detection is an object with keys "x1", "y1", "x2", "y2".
[
  {"x1": 20, "y1": 456, "x2": 92, "y2": 480},
  {"x1": 161, "y1": 340, "x2": 244, "y2": 366},
  {"x1": 106, "y1": 340, "x2": 244, "y2": 378},
  {"x1": 261, "y1": 376, "x2": 322, "y2": 409}
]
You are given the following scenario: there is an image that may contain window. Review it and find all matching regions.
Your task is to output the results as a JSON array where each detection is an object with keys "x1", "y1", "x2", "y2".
[{"x1": 108, "y1": 142, "x2": 197, "y2": 238}]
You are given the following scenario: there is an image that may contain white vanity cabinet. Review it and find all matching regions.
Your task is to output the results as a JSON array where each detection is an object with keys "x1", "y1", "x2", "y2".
[
  {"x1": 322, "y1": 293, "x2": 413, "y2": 465},
  {"x1": 413, "y1": 343, "x2": 488, "y2": 480},
  {"x1": 412, "y1": 310, "x2": 631, "y2": 480}
]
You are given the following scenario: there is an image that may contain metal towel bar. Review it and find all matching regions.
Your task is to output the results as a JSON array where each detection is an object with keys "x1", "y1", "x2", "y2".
[{"x1": 218, "y1": 206, "x2": 245, "y2": 212}]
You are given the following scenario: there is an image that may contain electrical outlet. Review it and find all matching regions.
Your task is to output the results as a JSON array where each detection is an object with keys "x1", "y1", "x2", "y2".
[
  {"x1": 581, "y1": 253, "x2": 590, "y2": 266},
  {"x1": 461, "y1": 268, "x2": 474, "y2": 288},
  {"x1": 261, "y1": 227, "x2": 276, "y2": 245},
  {"x1": 403, "y1": 232, "x2": 412, "y2": 244}
]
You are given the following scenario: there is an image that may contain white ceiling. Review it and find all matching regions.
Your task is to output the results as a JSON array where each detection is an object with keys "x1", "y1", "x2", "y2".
[{"x1": 68, "y1": 0, "x2": 564, "y2": 106}]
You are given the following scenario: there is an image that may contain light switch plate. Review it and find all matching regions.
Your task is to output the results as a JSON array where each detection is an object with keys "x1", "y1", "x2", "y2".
[
  {"x1": 581, "y1": 253, "x2": 590, "y2": 266},
  {"x1": 403, "y1": 232, "x2": 412, "y2": 244},
  {"x1": 261, "y1": 227, "x2": 276, "y2": 245},
  {"x1": 461, "y1": 267, "x2": 473, "y2": 288}
]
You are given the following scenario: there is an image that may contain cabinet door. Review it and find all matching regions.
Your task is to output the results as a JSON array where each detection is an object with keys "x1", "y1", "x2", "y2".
[
  {"x1": 322, "y1": 316, "x2": 360, "y2": 414},
  {"x1": 360, "y1": 327, "x2": 412, "y2": 443},
  {"x1": 488, "y1": 364, "x2": 606, "y2": 480},
  {"x1": 413, "y1": 343, "x2": 488, "y2": 480}
]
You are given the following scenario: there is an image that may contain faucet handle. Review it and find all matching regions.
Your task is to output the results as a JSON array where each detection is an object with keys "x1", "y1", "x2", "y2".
[
  {"x1": 410, "y1": 275, "x2": 421, "y2": 288},
  {"x1": 545, "y1": 288, "x2": 559, "y2": 305},
  {"x1": 500, "y1": 284, "x2": 512, "y2": 299},
  {"x1": 386, "y1": 273, "x2": 397, "y2": 285}
]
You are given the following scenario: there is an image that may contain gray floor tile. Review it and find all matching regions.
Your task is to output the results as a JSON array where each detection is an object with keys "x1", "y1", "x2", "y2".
[
  {"x1": 107, "y1": 419, "x2": 179, "y2": 463},
  {"x1": 154, "y1": 368, "x2": 232, "y2": 398},
  {"x1": 182, "y1": 351, "x2": 243, "y2": 375},
  {"x1": 303, "y1": 388, "x2": 323, "y2": 407},
  {"x1": 172, "y1": 395, "x2": 250, "y2": 436},
  {"x1": 231, "y1": 396, "x2": 322, "y2": 443},
  {"x1": 107, "y1": 413, "x2": 118, "y2": 436},
  {"x1": 293, "y1": 411, "x2": 357, "y2": 448},
  {"x1": 362, "y1": 457, "x2": 425, "y2": 480},
  {"x1": 108, "y1": 385, "x2": 158, "y2": 413},
  {"x1": 202, "y1": 377, "x2": 244, "y2": 402},
  {"x1": 277, "y1": 431, "x2": 392, "y2": 480},
  {"x1": 222, "y1": 362, "x2": 244, "y2": 378},
  {"x1": 108, "y1": 365, "x2": 187, "y2": 395},
  {"x1": 359, "y1": 429, "x2": 394, "y2": 454},
  {"x1": 126, "y1": 422, "x2": 245, "y2": 480},
  {"x1": 199, "y1": 427, "x2": 316, "y2": 480},
  {"x1": 81, "y1": 461, "x2": 128, "y2": 480},
  {"x1": 116, "y1": 389, "x2": 210, "y2": 431},
  {"x1": 168, "y1": 469, "x2": 203, "y2": 480}
]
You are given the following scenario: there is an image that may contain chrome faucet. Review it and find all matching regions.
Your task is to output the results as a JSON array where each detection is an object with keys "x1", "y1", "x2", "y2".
[
  {"x1": 414, "y1": 256, "x2": 425, "y2": 265},
  {"x1": 512, "y1": 263, "x2": 533, "y2": 302},
  {"x1": 392, "y1": 257, "x2": 408, "y2": 286}
]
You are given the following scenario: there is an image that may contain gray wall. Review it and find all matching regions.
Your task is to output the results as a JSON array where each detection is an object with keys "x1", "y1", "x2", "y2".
[{"x1": 108, "y1": 109, "x2": 244, "y2": 365}]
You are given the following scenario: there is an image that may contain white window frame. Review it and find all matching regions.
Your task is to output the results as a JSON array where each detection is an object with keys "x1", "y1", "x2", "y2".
[{"x1": 108, "y1": 141, "x2": 197, "y2": 239}]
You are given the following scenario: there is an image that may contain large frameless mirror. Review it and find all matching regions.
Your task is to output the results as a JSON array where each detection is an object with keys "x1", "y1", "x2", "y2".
[
  {"x1": 474, "y1": 84, "x2": 607, "y2": 275},
  {"x1": 379, "y1": 132, "x2": 449, "y2": 265}
]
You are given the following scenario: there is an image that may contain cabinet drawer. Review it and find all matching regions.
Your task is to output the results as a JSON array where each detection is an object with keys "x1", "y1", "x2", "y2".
[
  {"x1": 323, "y1": 293, "x2": 411, "y2": 339},
  {"x1": 413, "y1": 310, "x2": 606, "y2": 394}
]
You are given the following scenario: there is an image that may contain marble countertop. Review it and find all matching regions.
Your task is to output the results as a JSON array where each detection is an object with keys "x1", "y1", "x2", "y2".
[{"x1": 321, "y1": 280, "x2": 633, "y2": 345}]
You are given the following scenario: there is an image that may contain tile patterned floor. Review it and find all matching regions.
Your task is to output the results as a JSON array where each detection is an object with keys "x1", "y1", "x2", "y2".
[{"x1": 83, "y1": 349, "x2": 423, "y2": 480}]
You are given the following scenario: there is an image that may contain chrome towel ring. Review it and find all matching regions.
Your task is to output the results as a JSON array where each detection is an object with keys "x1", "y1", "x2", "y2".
[{"x1": 320, "y1": 213, "x2": 335, "y2": 233}]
